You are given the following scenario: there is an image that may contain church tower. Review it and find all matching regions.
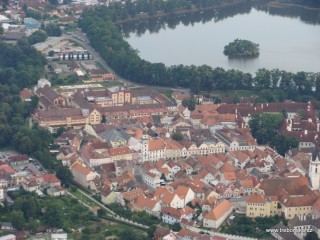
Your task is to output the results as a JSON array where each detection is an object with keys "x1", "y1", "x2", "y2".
[
  {"x1": 142, "y1": 132, "x2": 149, "y2": 162},
  {"x1": 309, "y1": 150, "x2": 320, "y2": 190}
]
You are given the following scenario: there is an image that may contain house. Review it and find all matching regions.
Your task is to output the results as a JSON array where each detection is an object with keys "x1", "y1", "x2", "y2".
[
  {"x1": 98, "y1": 127, "x2": 130, "y2": 147},
  {"x1": 270, "y1": 215, "x2": 320, "y2": 240},
  {"x1": 20, "y1": 88, "x2": 32, "y2": 102},
  {"x1": 132, "y1": 195, "x2": 161, "y2": 217},
  {"x1": 162, "y1": 206, "x2": 195, "y2": 225},
  {"x1": 108, "y1": 146, "x2": 133, "y2": 162},
  {"x1": 228, "y1": 150, "x2": 251, "y2": 169},
  {"x1": 246, "y1": 194, "x2": 280, "y2": 218},
  {"x1": 213, "y1": 128, "x2": 256, "y2": 151},
  {"x1": 142, "y1": 137, "x2": 166, "y2": 162},
  {"x1": 35, "y1": 85, "x2": 66, "y2": 110},
  {"x1": 33, "y1": 174, "x2": 61, "y2": 190},
  {"x1": 175, "y1": 185, "x2": 195, "y2": 206},
  {"x1": 35, "y1": 108, "x2": 89, "y2": 131},
  {"x1": 51, "y1": 233, "x2": 68, "y2": 240},
  {"x1": 100, "y1": 186, "x2": 117, "y2": 205},
  {"x1": 0, "y1": 234, "x2": 16, "y2": 240},
  {"x1": 143, "y1": 171, "x2": 161, "y2": 189},
  {"x1": 176, "y1": 229, "x2": 201, "y2": 240},
  {"x1": 201, "y1": 197, "x2": 217, "y2": 212},
  {"x1": 118, "y1": 188, "x2": 144, "y2": 206},
  {"x1": 203, "y1": 199, "x2": 233, "y2": 229},
  {"x1": 8, "y1": 155, "x2": 29, "y2": 166},
  {"x1": 70, "y1": 161, "x2": 97, "y2": 188},
  {"x1": 1, "y1": 222, "x2": 15, "y2": 231},
  {"x1": 47, "y1": 186, "x2": 66, "y2": 197},
  {"x1": 161, "y1": 192, "x2": 184, "y2": 209},
  {"x1": 247, "y1": 177, "x2": 320, "y2": 219},
  {"x1": 153, "y1": 226, "x2": 171, "y2": 240}
]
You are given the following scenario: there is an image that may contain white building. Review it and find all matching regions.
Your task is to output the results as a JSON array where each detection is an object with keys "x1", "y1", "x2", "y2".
[
  {"x1": 309, "y1": 152, "x2": 320, "y2": 190},
  {"x1": 203, "y1": 199, "x2": 233, "y2": 229},
  {"x1": 143, "y1": 171, "x2": 161, "y2": 189}
]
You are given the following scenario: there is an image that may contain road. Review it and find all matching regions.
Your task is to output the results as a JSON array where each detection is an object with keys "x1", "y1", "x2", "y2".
[
  {"x1": 62, "y1": 32, "x2": 190, "y2": 94},
  {"x1": 133, "y1": 164, "x2": 144, "y2": 187}
]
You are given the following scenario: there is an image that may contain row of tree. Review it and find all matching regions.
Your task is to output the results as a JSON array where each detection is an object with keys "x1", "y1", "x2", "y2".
[
  {"x1": 108, "y1": 0, "x2": 225, "y2": 21},
  {"x1": 79, "y1": 6, "x2": 320, "y2": 100}
]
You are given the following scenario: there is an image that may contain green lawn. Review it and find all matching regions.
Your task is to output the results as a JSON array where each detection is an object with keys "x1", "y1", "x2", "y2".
[
  {"x1": 99, "y1": 81, "x2": 124, "y2": 88},
  {"x1": 70, "y1": 220, "x2": 147, "y2": 240},
  {"x1": 39, "y1": 195, "x2": 97, "y2": 229},
  {"x1": 72, "y1": 189, "x2": 100, "y2": 209}
]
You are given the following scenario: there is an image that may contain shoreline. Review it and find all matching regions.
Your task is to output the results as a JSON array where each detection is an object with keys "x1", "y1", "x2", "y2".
[
  {"x1": 114, "y1": 0, "x2": 249, "y2": 24},
  {"x1": 263, "y1": 1, "x2": 320, "y2": 11},
  {"x1": 114, "y1": 0, "x2": 320, "y2": 25}
]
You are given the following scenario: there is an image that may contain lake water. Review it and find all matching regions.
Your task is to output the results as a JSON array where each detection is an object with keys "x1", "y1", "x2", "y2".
[{"x1": 123, "y1": 4, "x2": 320, "y2": 73}]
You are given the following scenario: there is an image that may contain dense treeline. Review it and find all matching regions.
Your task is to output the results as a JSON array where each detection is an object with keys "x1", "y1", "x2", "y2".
[
  {"x1": 0, "y1": 39, "x2": 46, "y2": 149},
  {"x1": 278, "y1": 0, "x2": 320, "y2": 8},
  {"x1": 108, "y1": 0, "x2": 225, "y2": 21},
  {"x1": 0, "y1": 40, "x2": 73, "y2": 179},
  {"x1": 79, "y1": 5, "x2": 320, "y2": 100},
  {"x1": 120, "y1": 1, "x2": 252, "y2": 37}
]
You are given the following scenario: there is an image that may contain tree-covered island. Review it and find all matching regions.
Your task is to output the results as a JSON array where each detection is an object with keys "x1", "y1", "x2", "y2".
[{"x1": 224, "y1": 39, "x2": 260, "y2": 57}]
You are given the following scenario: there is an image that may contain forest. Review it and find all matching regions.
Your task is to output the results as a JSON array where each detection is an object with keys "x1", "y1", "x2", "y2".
[
  {"x1": 0, "y1": 39, "x2": 72, "y2": 183},
  {"x1": 79, "y1": 4, "x2": 320, "y2": 101}
]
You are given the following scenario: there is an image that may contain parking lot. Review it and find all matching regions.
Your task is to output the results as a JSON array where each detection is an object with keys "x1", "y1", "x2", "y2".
[{"x1": 0, "y1": 151, "x2": 46, "y2": 176}]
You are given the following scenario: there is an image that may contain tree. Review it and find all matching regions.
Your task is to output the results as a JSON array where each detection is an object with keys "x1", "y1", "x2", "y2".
[
  {"x1": 160, "y1": 173, "x2": 167, "y2": 181},
  {"x1": 56, "y1": 165, "x2": 73, "y2": 187},
  {"x1": 101, "y1": 114, "x2": 107, "y2": 123},
  {"x1": 281, "y1": 109, "x2": 288, "y2": 119},
  {"x1": 27, "y1": 30, "x2": 47, "y2": 45},
  {"x1": 271, "y1": 134, "x2": 299, "y2": 156},
  {"x1": 249, "y1": 113, "x2": 284, "y2": 145},
  {"x1": 97, "y1": 208, "x2": 107, "y2": 217},
  {"x1": 182, "y1": 98, "x2": 196, "y2": 111},
  {"x1": 305, "y1": 232, "x2": 320, "y2": 240},
  {"x1": 171, "y1": 132, "x2": 183, "y2": 141},
  {"x1": 171, "y1": 222, "x2": 181, "y2": 231},
  {"x1": 45, "y1": 23, "x2": 62, "y2": 36},
  {"x1": 44, "y1": 203, "x2": 63, "y2": 228},
  {"x1": 223, "y1": 39, "x2": 259, "y2": 57},
  {"x1": 48, "y1": 50, "x2": 55, "y2": 57},
  {"x1": 117, "y1": 229, "x2": 139, "y2": 240},
  {"x1": 10, "y1": 210, "x2": 25, "y2": 230}
]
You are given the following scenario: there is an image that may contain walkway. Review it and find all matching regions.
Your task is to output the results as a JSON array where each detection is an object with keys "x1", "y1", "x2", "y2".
[{"x1": 67, "y1": 188, "x2": 149, "y2": 230}]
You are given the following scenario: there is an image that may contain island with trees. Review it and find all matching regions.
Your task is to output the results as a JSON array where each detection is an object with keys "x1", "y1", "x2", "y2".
[{"x1": 223, "y1": 39, "x2": 260, "y2": 57}]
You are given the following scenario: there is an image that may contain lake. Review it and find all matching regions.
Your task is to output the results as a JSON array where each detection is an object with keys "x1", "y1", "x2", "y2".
[{"x1": 122, "y1": 3, "x2": 320, "y2": 73}]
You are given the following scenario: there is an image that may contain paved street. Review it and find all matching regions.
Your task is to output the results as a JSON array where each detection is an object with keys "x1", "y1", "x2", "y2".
[{"x1": 133, "y1": 164, "x2": 144, "y2": 186}]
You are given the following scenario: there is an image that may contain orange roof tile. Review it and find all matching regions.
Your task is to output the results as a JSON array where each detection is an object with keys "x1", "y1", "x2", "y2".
[
  {"x1": 149, "y1": 139, "x2": 166, "y2": 151},
  {"x1": 71, "y1": 162, "x2": 92, "y2": 176},
  {"x1": 223, "y1": 171, "x2": 236, "y2": 182},
  {"x1": 175, "y1": 186, "x2": 191, "y2": 199},
  {"x1": 204, "y1": 199, "x2": 233, "y2": 220},
  {"x1": 246, "y1": 194, "x2": 266, "y2": 204},
  {"x1": 108, "y1": 146, "x2": 131, "y2": 156}
]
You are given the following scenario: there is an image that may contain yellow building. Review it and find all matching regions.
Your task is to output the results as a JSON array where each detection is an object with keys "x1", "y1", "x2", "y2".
[
  {"x1": 246, "y1": 177, "x2": 319, "y2": 220},
  {"x1": 246, "y1": 194, "x2": 280, "y2": 218}
]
